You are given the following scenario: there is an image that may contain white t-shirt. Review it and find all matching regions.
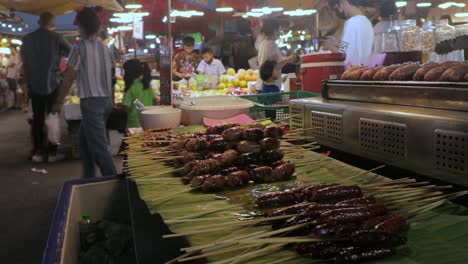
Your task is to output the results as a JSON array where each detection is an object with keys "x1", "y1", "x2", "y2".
[
  {"x1": 6, "y1": 54, "x2": 21, "y2": 79},
  {"x1": 340, "y1": 15, "x2": 374, "y2": 66},
  {"x1": 257, "y1": 40, "x2": 283, "y2": 89},
  {"x1": 196, "y1": 58, "x2": 226, "y2": 75}
]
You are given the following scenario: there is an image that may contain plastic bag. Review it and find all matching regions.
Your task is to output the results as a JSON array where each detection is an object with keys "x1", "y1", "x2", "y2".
[{"x1": 45, "y1": 113, "x2": 61, "y2": 144}]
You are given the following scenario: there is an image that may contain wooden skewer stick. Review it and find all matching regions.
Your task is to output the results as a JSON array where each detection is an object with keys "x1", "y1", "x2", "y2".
[
  {"x1": 210, "y1": 244, "x2": 285, "y2": 264},
  {"x1": 238, "y1": 237, "x2": 322, "y2": 244},
  {"x1": 177, "y1": 244, "x2": 255, "y2": 263},
  {"x1": 337, "y1": 165, "x2": 386, "y2": 183},
  {"x1": 127, "y1": 167, "x2": 184, "y2": 179},
  {"x1": 149, "y1": 186, "x2": 200, "y2": 203},
  {"x1": 168, "y1": 203, "x2": 250, "y2": 222}
]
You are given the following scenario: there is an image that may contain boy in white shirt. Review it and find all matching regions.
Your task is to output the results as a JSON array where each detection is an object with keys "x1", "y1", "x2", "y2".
[
  {"x1": 323, "y1": 0, "x2": 374, "y2": 67},
  {"x1": 197, "y1": 48, "x2": 226, "y2": 76}
]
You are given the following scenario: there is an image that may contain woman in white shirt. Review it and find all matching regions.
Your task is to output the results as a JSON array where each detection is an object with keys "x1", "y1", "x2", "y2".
[{"x1": 256, "y1": 19, "x2": 284, "y2": 92}]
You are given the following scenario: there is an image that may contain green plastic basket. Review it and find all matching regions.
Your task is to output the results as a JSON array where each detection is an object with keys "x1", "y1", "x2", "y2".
[{"x1": 240, "y1": 91, "x2": 319, "y2": 121}]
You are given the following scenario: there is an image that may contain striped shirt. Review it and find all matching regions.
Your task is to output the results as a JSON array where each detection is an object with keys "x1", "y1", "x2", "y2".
[{"x1": 67, "y1": 39, "x2": 113, "y2": 98}]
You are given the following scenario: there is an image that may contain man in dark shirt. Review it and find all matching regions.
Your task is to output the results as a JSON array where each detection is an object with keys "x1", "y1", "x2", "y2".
[{"x1": 21, "y1": 12, "x2": 71, "y2": 162}]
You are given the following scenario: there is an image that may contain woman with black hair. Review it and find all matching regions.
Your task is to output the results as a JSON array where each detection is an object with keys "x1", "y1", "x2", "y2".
[
  {"x1": 121, "y1": 59, "x2": 155, "y2": 128},
  {"x1": 52, "y1": 7, "x2": 116, "y2": 178}
]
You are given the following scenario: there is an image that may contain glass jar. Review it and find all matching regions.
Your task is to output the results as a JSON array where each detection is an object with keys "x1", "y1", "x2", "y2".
[
  {"x1": 382, "y1": 20, "x2": 401, "y2": 52},
  {"x1": 434, "y1": 19, "x2": 456, "y2": 62},
  {"x1": 421, "y1": 21, "x2": 436, "y2": 62},
  {"x1": 399, "y1": 20, "x2": 422, "y2": 51}
]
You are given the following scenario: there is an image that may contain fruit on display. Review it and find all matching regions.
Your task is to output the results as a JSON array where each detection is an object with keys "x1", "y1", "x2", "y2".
[
  {"x1": 69, "y1": 96, "x2": 80, "y2": 104},
  {"x1": 227, "y1": 68, "x2": 236, "y2": 76}
]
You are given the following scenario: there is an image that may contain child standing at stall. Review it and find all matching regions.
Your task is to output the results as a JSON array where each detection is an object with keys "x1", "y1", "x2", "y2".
[
  {"x1": 122, "y1": 59, "x2": 155, "y2": 128},
  {"x1": 197, "y1": 48, "x2": 226, "y2": 76},
  {"x1": 259, "y1": 59, "x2": 292, "y2": 93}
]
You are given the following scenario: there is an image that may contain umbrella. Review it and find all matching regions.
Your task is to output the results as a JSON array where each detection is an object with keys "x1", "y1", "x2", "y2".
[{"x1": 0, "y1": 0, "x2": 122, "y2": 15}]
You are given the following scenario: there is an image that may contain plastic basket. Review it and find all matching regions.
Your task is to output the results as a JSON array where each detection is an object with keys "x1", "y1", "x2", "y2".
[{"x1": 240, "y1": 91, "x2": 319, "y2": 121}]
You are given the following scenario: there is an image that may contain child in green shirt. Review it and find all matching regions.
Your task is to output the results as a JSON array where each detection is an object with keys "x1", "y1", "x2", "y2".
[{"x1": 122, "y1": 59, "x2": 155, "y2": 128}]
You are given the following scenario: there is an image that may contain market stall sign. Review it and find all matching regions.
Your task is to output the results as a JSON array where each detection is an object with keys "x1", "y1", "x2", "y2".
[
  {"x1": 133, "y1": 20, "x2": 144, "y2": 39},
  {"x1": 179, "y1": 0, "x2": 216, "y2": 10}
]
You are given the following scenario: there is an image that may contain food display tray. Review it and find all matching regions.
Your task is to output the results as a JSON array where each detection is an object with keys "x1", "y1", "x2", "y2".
[{"x1": 322, "y1": 80, "x2": 468, "y2": 111}]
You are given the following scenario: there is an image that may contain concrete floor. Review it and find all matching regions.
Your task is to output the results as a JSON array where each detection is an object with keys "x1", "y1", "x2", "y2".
[{"x1": 0, "y1": 110, "x2": 121, "y2": 264}]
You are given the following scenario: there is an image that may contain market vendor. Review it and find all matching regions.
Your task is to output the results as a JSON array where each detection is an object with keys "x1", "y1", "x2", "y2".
[
  {"x1": 196, "y1": 48, "x2": 226, "y2": 76},
  {"x1": 172, "y1": 36, "x2": 201, "y2": 81},
  {"x1": 322, "y1": 0, "x2": 374, "y2": 66}
]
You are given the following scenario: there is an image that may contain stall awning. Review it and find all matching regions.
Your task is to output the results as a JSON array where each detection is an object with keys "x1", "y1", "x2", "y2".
[{"x1": 0, "y1": 0, "x2": 123, "y2": 15}]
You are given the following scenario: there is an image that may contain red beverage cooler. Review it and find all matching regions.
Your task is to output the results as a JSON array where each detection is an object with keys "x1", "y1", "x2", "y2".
[{"x1": 301, "y1": 53, "x2": 346, "y2": 93}]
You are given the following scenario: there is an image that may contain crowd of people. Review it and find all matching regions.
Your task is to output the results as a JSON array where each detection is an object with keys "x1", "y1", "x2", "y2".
[{"x1": 16, "y1": 8, "x2": 118, "y2": 178}]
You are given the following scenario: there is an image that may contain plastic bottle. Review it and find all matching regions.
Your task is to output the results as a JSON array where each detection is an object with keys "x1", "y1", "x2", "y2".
[{"x1": 79, "y1": 214, "x2": 97, "y2": 252}]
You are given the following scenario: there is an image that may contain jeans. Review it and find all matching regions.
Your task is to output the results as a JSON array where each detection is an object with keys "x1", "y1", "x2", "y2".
[
  {"x1": 79, "y1": 97, "x2": 117, "y2": 178},
  {"x1": 31, "y1": 90, "x2": 58, "y2": 154}
]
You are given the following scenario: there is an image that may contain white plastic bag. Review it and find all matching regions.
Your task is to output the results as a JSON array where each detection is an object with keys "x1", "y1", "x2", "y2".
[{"x1": 45, "y1": 113, "x2": 61, "y2": 144}]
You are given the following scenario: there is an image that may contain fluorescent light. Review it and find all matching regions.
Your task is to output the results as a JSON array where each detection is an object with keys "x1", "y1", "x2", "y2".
[
  {"x1": 283, "y1": 9, "x2": 316, "y2": 16},
  {"x1": 162, "y1": 16, "x2": 168, "y2": 22},
  {"x1": 128, "y1": 48, "x2": 135, "y2": 52},
  {"x1": 0, "y1": 47, "x2": 11, "y2": 54},
  {"x1": 1, "y1": 24, "x2": 5, "y2": 27},
  {"x1": 117, "y1": 25, "x2": 133, "y2": 31},
  {"x1": 7, "y1": 24, "x2": 11, "y2": 28},
  {"x1": 110, "y1": 17, "x2": 133, "y2": 23},
  {"x1": 395, "y1": 1, "x2": 407, "y2": 8},
  {"x1": 145, "y1": 34, "x2": 156, "y2": 39},
  {"x1": 438, "y1": 2, "x2": 466, "y2": 9},
  {"x1": 171, "y1": 10, "x2": 204, "y2": 18},
  {"x1": 216, "y1": 7, "x2": 234, "y2": 12},
  {"x1": 18, "y1": 27, "x2": 22, "y2": 32},
  {"x1": 455, "y1": 12, "x2": 468, "y2": 17},
  {"x1": 11, "y1": 39, "x2": 22, "y2": 45},
  {"x1": 2, "y1": 38, "x2": 7, "y2": 43},
  {"x1": 150, "y1": 44, "x2": 156, "y2": 49},
  {"x1": 143, "y1": 49, "x2": 148, "y2": 54},
  {"x1": 125, "y1": 4, "x2": 142, "y2": 9},
  {"x1": 300, "y1": 35, "x2": 305, "y2": 41},
  {"x1": 251, "y1": 7, "x2": 283, "y2": 14},
  {"x1": 245, "y1": 11, "x2": 263, "y2": 17},
  {"x1": 416, "y1": 2, "x2": 432, "y2": 7}
]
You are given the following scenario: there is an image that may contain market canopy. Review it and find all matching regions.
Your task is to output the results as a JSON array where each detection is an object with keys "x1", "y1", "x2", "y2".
[{"x1": 0, "y1": 0, "x2": 123, "y2": 15}]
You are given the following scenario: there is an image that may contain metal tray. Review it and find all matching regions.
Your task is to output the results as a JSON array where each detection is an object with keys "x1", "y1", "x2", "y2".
[{"x1": 321, "y1": 80, "x2": 468, "y2": 112}]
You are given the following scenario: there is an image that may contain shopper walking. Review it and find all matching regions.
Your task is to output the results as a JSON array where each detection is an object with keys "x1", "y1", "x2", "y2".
[
  {"x1": 21, "y1": 12, "x2": 71, "y2": 162},
  {"x1": 52, "y1": 7, "x2": 117, "y2": 178},
  {"x1": 6, "y1": 46, "x2": 21, "y2": 110}
]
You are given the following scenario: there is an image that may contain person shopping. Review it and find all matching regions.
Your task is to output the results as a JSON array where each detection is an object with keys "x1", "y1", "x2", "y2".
[
  {"x1": 121, "y1": 59, "x2": 155, "y2": 128},
  {"x1": 196, "y1": 48, "x2": 226, "y2": 76},
  {"x1": 52, "y1": 7, "x2": 117, "y2": 178},
  {"x1": 322, "y1": 0, "x2": 374, "y2": 67},
  {"x1": 21, "y1": 12, "x2": 71, "y2": 162}
]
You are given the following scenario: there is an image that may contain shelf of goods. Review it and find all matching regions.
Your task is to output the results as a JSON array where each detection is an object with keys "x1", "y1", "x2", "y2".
[
  {"x1": 120, "y1": 124, "x2": 468, "y2": 264},
  {"x1": 290, "y1": 61, "x2": 468, "y2": 186}
]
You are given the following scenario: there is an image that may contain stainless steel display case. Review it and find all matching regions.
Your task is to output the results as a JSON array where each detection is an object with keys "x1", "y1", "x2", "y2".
[{"x1": 290, "y1": 80, "x2": 468, "y2": 186}]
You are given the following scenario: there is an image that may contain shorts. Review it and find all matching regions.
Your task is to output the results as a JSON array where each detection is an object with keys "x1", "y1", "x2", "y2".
[{"x1": 6, "y1": 78, "x2": 17, "y2": 92}]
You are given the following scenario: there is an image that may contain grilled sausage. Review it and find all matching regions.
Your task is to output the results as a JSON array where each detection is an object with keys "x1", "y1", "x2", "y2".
[
  {"x1": 236, "y1": 140, "x2": 262, "y2": 153},
  {"x1": 250, "y1": 166, "x2": 275, "y2": 183},
  {"x1": 388, "y1": 64, "x2": 421, "y2": 81},
  {"x1": 336, "y1": 196, "x2": 377, "y2": 206},
  {"x1": 440, "y1": 64, "x2": 468, "y2": 82},
  {"x1": 360, "y1": 67, "x2": 383, "y2": 80},
  {"x1": 260, "y1": 150, "x2": 284, "y2": 164},
  {"x1": 243, "y1": 128, "x2": 265, "y2": 142},
  {"x1": 272, "y1": 162, "x2": 295, "y2": 181},
  {"x1": 264, "y1": 126, "x2": 284, "y2": 139},
  {"x1": 373, "y1": 65, "x2": 399, "y2": 81},
  {"x1": 374, "y1": 214, "x2": 407, "y2": 233},
  {"x1": 305, "y1": 185, "x2": 363, "y2": 202},
  {"x1": 222, "y1": 127, "x2": 243, "y2": 141},
  {"x1": 335, "y1": 247, "x2": 396, "y2": 264},
  {"x1": 424, "y1": 62, "x2": 460, "y2": 81},
  {"x1": 413, "y1": 62, "x2": 439, "y2": 80},
  {"x1": 296, "y1": 241, "x2": 358, "y2": 259},
  {"x1": 350, "y1": 230, "x2": 407, "y2": 247},
  {"x1": 341, "y1": 66, "x2": 367, "y2": 80},
  {"x1": 315, "y1": 203, "x2": 387, "y2": 224},
  {"x1": 206, "y1": 123, "x2": 239, "y2": 134},
  {"x1": 259, "y1": 137, "x2": 280, "y2": 151},
  {"x1": 267, "y1": 201, "x2": 313, "y2": 217},
  {"x1": 345, "y1": 67, "x2": 369, "y2": 80},
  {"x1": 256, "y1": 188, "x2": 303, "y2": 207}
]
